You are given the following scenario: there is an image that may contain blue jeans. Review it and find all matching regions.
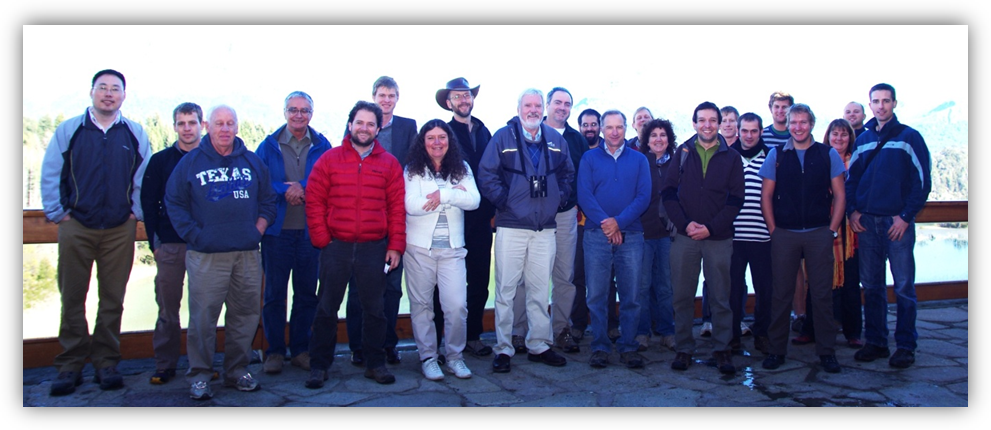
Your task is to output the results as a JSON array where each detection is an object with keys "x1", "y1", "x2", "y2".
[
  {"x1": 261, "y1": 229, "x2": 319, "y2": 358},
  {"x1": 638, "y1": 237, "x2": 674, "y2": 337},
  {"x1": 584, "y1": 228, "x2": 643, "y2": 354},
  {"x1": 859, "y1": 215, "x2": 917, "y2": 351}
]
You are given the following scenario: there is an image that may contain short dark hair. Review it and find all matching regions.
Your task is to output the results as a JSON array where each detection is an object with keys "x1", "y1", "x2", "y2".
[
  {"x1": 348, "y1": 101, "x2": 384, "y2": 128},
  {"x1": 92, "y1": 69, "x2": 126, "y2": 90},
  {"x1": 738, "y1": 112, "x2": 763, "y2": 130},
  {"x1": 172, "y1": 102, "x2": 203, "y2": 124},
  {"x1": 546, "y1": 87, "x2": 573, "y2": 104},
  {"x1": 578, "y1": 108, "x2": 601, "y2": 124},
  {"x1": 869, "y1": 83, "x2": 897, "y2": 101},
  {"x1": 639, "y1": 118, "x2": 677, "y2": 158},
  {"x1": 693, "y1": 102, "x2": 721, "y2": 124},
  {"x1": 768, "y1": 91, "x2": 794, "y2": 109},
  {"x1": 373, "y1": 76, "x2": 399, "y2": 96}
]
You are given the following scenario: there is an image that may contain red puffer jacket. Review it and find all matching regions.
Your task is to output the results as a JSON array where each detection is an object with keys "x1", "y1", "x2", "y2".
[{"x1": 305, "y1": 137, "x2": 406, "y2": 253}]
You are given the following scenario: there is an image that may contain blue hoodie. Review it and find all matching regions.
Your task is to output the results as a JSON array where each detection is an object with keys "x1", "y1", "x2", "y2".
[{"x1": 165, "y1": 134, "x2": 277, "y2": 253}]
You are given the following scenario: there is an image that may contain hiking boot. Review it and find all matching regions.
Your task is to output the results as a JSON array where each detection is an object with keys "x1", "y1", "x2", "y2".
[
  {"x1": 660, "y1": 335, "x2": 676, "y2": 351},
  {"x1": 150, "y1": 368, "x2": 176, "y2": 385},
  {"x1": 94, "y1": 366, "x2": 124, "y2": 390},
  {"x1": 589, "y1": 350, "x2": 609, "y2": 368},
  {"x1": 699, "y1": 322, "x2": 713, "y2": 337},
  {"x1": 713, "y1": 351, "x2": 736, "y2": 374},
  {"x1": 224, "y1": 373, "x2": 260, "y2": 392},
  {"x1": 570, "y1": 326, "x2": 585, "y2": 341},
  {"x1": 555, "y1": 329, "x2": 580, "y2": 353},
  {"x1": 49, "y1": 371, "x2": 82, "y2": 396},
  {"x1": 608, "y1": 328, "x2": 621, "y2": 342},
  {"x1": 512, "y1": 335, "x2": 527, "y2": 353},
  {"x1": 854, "y1": 343, "x2": 890, "y2": 362},
  {"x1": 671, "y1": 352, "x2": 692, "y2": 371},
  {"x1": 634, "y1": 334, "x2": 649, "y2": 352},
  {"x1": 445, "y1": 359, "x2": 473, "y2": 379},
  {"x1": 465, "y1": 340, "x2": 493, "y2": 357},
  {"x1": 305, "y1": 369, "x2": 328, "y2": 389},
  {"x1": 291, "y1": 352, "x2": 311, "y2": 370},
  {"x1": 364, "y1": 366, "x2": 396, "y2": 384},
  {"x1": 263, "y1": 353, "x2": 285, "y2": 374},
  {"x1": 820, "y1": 355, "x2": 841, "y2": 373},
  {"x1": 189, "y1": 381, "x2": 213, "y2": 400},
  {"x1": 620, "y1": 351, "x2": 645, "y2": 369},
  {"x1": 889, "y1": 348, "x2": 916, "y2": 368}
]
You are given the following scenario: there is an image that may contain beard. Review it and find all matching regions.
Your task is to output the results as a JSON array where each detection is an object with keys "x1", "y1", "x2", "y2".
[
  {"x1": 584, "y1": 133, "x2": 598, "y2": 145},
  {"x1": 351, "y1": 131, "x2": 376, "y2": 148},
  {"x1": 521, "y1": 115, "x2": 542, "y2": 131},
  {"x1": 453, "y1": 102, "x2": 473, "y2": 118}
]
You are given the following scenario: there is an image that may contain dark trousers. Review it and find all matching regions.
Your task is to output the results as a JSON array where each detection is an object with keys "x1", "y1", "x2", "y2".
[
  {"x1": 802, "y1": 252, "x2": 863, "y2": 340},
  {"x1": 730, "y1": 240, "x2": 773, "y2": 339},
  {"x1": 346, "y1": 259, "x2": 403, "y2": 351},
  {"x1": 768, "y1": 228, "x2": 837, "y2": 356},
  {"x1": 309, "y1": 238, "x2": 388, "y2": 370}
]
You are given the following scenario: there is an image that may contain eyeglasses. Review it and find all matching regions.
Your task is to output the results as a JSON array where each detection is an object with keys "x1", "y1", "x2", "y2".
[
  {"x1": 286, "y1": 107, "x2": 313, "y2": 116},
  {"x1": 449, "y1": 93, "x2": 473, "y2": 101},
  {"x1": 94, "y1": 85, "x2": 122, "y2": 94}
]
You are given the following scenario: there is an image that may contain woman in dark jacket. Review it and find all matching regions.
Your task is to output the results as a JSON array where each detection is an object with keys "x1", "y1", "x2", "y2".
[{"x1": 634, "y1": 118, "x2": 678, "y2": 351}]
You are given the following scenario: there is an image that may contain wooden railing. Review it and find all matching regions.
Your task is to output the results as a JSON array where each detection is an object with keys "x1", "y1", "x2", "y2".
[{"x1": 21, "y1": 201, "x2": 968, "y2": 368}]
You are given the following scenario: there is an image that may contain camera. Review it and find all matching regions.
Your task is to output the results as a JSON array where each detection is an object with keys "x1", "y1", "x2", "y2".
[{"x1": 529, "y1": 175, "x2": 548, "y2": 198}]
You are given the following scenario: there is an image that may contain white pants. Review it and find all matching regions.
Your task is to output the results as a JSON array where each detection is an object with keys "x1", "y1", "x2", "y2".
[
  {"x1": 512, "y1": 207, "x2": 578, "y2": 337},
  {"x1": 403, "y1": 244, "x2": 468, "y2": 362},
  {"x1": 493, "y1": 227, "x2": 556, "y2": 356}
]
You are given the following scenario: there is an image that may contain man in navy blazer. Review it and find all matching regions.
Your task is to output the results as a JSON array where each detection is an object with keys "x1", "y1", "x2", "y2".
[{"x1": 344, "y1": 76, "x2": 417, "y2": 367}]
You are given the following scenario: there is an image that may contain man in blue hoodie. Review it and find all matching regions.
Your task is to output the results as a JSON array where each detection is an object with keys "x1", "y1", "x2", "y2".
[
  {"x1": 256, "y1": 92, "x2": 331, "y2": 375},
  {"x1": 166, "y1": 105, "x2": 277, "y2": 400},
  {"x1": 847, "y1": 83, "x2": 931, "y2": 369}
]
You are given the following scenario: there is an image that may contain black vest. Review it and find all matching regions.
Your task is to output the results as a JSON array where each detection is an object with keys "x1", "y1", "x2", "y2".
[{"x1": 772, "y1": 142, "x2": 832, "y2": 230}]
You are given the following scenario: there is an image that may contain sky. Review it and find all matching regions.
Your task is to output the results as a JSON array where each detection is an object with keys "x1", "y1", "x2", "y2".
[{"x1": 5, "y1": 0, "x2": 985, "y2": 425}]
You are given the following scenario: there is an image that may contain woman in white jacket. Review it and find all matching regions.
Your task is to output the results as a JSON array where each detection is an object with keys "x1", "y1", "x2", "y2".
[{"x1": 404, "y1": 119, "x2": 480, "y2": 380}]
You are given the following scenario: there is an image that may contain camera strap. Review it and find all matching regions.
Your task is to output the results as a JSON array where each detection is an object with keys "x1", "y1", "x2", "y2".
[{"x1": 509, "y1": 122, "x2": 552, "y2": 178}]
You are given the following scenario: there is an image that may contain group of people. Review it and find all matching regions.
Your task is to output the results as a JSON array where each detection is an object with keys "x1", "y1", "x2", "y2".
[{"x1": 40, "y1": 69, "x2": 931, "y2": 401}]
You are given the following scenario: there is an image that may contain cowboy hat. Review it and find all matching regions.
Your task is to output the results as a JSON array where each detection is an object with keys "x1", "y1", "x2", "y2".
[{"x1": 435, "y1": 77, "x2": 480, "y2": 111}]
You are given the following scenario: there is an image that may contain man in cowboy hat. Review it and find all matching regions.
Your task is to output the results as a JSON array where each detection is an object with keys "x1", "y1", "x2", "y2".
[{"x1": 434, "y1": 77, "x2": 495, "y2": 357}]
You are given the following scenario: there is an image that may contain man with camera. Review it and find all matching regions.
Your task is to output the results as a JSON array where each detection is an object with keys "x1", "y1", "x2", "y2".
[{"x1": 477, "y1": 88, "x2": 575, "y2": 374}]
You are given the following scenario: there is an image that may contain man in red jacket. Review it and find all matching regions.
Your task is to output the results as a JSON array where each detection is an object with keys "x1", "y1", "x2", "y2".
[{"x1": 303, "y1": 101, "x2": 406, "y2": 388}]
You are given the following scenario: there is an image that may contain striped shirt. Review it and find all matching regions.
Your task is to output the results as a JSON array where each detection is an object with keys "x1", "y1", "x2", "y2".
[
  {"x1": 733, "y1": 148, "x2": 770, "y2": 242},
  {"x1": 761, "y1": 126, "x2": 790, "y2": 151}
]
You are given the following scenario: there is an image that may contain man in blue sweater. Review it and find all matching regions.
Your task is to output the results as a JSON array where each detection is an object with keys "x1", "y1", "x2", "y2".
[
  {"x1": 577, "y1": 110, "x2": 651, "y2": 369},
  {"x1": 847, "y1": 83, "x2": 932, "y2": 369}
]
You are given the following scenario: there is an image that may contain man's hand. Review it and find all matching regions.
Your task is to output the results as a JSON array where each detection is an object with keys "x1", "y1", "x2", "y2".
[
  {"x1": 385, "y1": 250, "x2": 402, "y2": 271},
  {"x1": 255, "y1": 218, "x2": 268, "y2": 236},
  {"x1": 849, "y1": 210, "x2": 865, "y2": 233},
  {"x1": 285, "y1": 182, "x2": 305, "y2": 206},
  {"x1": 423, "y1": 190, "x2": 441, "y2": 211},
  {"x1": 687, "y1": 221, "x2": 710, "y2": 240},
  {"x1": 888, "y1": 216, "x2": 910, "y2": 242},
  {"x1": 600, "y1": 217, "x2": 619, "y2": 237},
  {"x1": 606, "y1": 230, "x2": 624, "y2": 246}
]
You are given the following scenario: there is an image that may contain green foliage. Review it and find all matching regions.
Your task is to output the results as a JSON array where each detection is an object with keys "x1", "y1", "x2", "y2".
[
  {"x1": 23, "y1": 248, "x2": 57, "y2": 309},
  {"x1": 930, "y1": 146, "x2": 968, "y2": 201},
  {"x1": 136, "y1": 240, "x2": 155, "y2": 266}
]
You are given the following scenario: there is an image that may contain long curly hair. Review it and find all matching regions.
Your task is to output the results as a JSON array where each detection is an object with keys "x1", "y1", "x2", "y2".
[
  {"x1": 405, "y1": 119, "x2": 468, "y2": 182},
  {"x1": 639, "y1": 118, "x2": 677, "y2": 159}
]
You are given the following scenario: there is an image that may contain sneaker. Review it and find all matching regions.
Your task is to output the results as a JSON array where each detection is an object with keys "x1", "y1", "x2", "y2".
[
  {"x1": 290, "y1": 352, "x2": 311, "y2": 371},
  {"x1": 660, "y1": 335, "x2": 676, "y2": 351},
  {"x1": 589, "y1": 350, "x2": 609, "y2": 368},
  {"x1": 713, "y1": 351, "x2": 736, "y2": 374},
  {"x1": 854, "y1": 343, "x2": 890, "y2": 362},
  {"x1": 555, "y1": 329, "x2": 580, "y2": 353},
  {"x1": 740, "y1": 322, "x2": 752, "y2": 336},
  {"x1": 620, "y1": 351, "x2": 645, "y2": 369},
  {"x1": 512, "y1": 335, "x2": 527, "y2": 353},
  {"x1": 49, "y1": 371, "x2": 82, "y2": 396},
  {"x1": 364, "y1": 366, "x2": 396, "y2": 384},
  {"x1": 94, "y1": 365, "x2": 124, "y2": 390},
  {"x1": 608, "y1": 328, "x2": 621, "y2": 342},
  {"x1": 150, "y1": 369, "x2": 176, "y2": 385},
  {"x1": 671, "y1": 352, "x2": 692, "y2": 371},
  {"x1": 791, "y1": 334, "x2": 814, "y2": 345},
  {"x1": 190, "y1": 381, "x2": 213, "y2": 400},
  {"x1": 305, "y1": 369, "x2": 328, "y2": 389},
  {"x1": 889, "y1": 348, "x2": 916, "y2": 368},
  {"x1": 570, "y1": 326, "x2": 585, "y2": 341},
  {"x1": 263, "y1": 353, "x2": 285, "y2": 374},
  {"x1": 699, "y1": 322, "x2": 713, "y2": 337},
  {"x1": 634, "y1": 334, "x2": 649, "y2": 352},
  {"x1": 820, "y1": 355, "x2": 841, "y2": 373},
  {"x1": 753, "y1": 336, "x2": 771, "y2": 355},
  {"x1": 445, "y1": 359, "x2": 473, "y2": 379},
  {"x1": 465, "y1": 340, "x2": 493, "y2": 357},
  {"x1": 421, "y1": 357, "x2": 444, "y2": 381},
  {"x1": 492, "y1": 353, "x2": 512, "y2": 373},
  {"x1": 762, "y1": 354, "x2": 786, "y2": 369},
  {"x1": 791, "y1": 314, "x2": 805, "y2": 333},
  {"x1": 224, "y1": 373, "x2": 260, "y2": 392},
  {"x1": 527, "y1": 349, "x2": 567, "y2": 367}
]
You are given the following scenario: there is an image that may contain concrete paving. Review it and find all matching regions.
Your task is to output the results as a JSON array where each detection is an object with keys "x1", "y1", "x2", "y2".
[{"x1": 23, "y1": 299, "x2": 968, "y2": 407}]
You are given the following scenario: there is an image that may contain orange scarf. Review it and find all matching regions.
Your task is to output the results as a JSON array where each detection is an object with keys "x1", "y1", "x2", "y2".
[{"x1": 832, "y1": 153, "x2": 857, "y2": 289}]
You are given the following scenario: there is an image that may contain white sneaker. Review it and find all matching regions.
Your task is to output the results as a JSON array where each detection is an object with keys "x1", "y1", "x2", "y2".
[
  {"x1": 700, "y1": 322, "x2": 713, "y2": 337},
  {"x1": 445, "y1": 359, "x2": 472, "y2": 379},
  {"x1": 190, "y1": 381, "x2": 213, "y2": 400},
  {"x1": 421, "y1": 357, "x2": 444, "y2": 381},
  {"x1": 740, "y1": 322, "x2": 752, "y2": 336}
]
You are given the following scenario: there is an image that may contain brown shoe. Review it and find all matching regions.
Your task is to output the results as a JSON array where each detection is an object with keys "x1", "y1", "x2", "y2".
[
  {"x1": 555, "y1": 330, "x2": 580, "y2": 353},
  {"x1": 753, "y1": 336, "x2": 771, "y2": 355},
  {"x1": 263, "y1": 353, "x2": 285, "y2": 374},
  {"x1": 364, "y1": 366, "x2": 396, "y2": 384},
  {"x1": 671, "y1": 352, "x2": 691, "y2": 371},
  {"x1": 290, "y1": 352, "x2": 311, "y2": 371},
  {"x1": 713, "y1": 350, "x2": 736, "y2": 374}
]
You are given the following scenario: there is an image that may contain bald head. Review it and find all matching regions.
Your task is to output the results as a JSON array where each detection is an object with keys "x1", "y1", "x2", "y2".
[{"x1": 207, "y1": 105, "x2": 239, "y2": 154}]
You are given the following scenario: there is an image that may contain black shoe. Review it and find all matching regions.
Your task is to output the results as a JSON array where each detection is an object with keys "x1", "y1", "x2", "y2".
[
  {"x1": 363, "y1": 366, "x2": 395, "y2": 384},
  {"x1": 713, "y1": 351, "x2": 736, "y2": 374},
  {"x1": 820, "y1": 355, "x2": 841, "y2": 373},
  {"x1": 94, "y1": 366, "x2": 124, "y2": 390},
  {"x1": 854, "y1": 343, "x2": 890, "y2": 362},
  {"x1": 512, "y1": 335, "x2": 527, "y2": 353},
  {"x1": 464, "y1": 340, "x2": 492, "y2": 357},
  {"x1": 589, "y1": 350, "x2": 609, "y2": 368},
  {"x1": 385, "y1": 347, "x2": 401, "y2": 364},
  {"x1": 305, "y1": 369, "x2": 329, "y2": 389},
  {"x1": 753, "y1": 336, "x2": 771, "y2": 355},
  {"x1": 150, "y1": 368, "x2": 176, "y2": 385},
  {"x1": 888, "y1": 348, "x2": 916, "y2": 368},
  {"x1": 762, "y1": 354, "x2": 786, "y2": 369},
  {"x1": 527, "y1": 349, "x2": 567, "y2": 367},
  {"x1": 350, "y1": 349, "x2": 365, "y2": 367},
  {"x1": 49, "y1": 371, "x2": 82, "y2": 396},
  {"x1": 620, "y1": 351, "x2": 645, "y2": 369},
  {"x1": 492, "y1": 354, "x2": 511, "y2": 373},
  {"x1": 671, "y1": 352, "x2": 691, "y2": 371}
]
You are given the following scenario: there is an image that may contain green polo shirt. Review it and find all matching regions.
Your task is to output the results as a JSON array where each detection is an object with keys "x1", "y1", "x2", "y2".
[{"x1": 695, "y1": 140, "x2": 719, "y2": 177}]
